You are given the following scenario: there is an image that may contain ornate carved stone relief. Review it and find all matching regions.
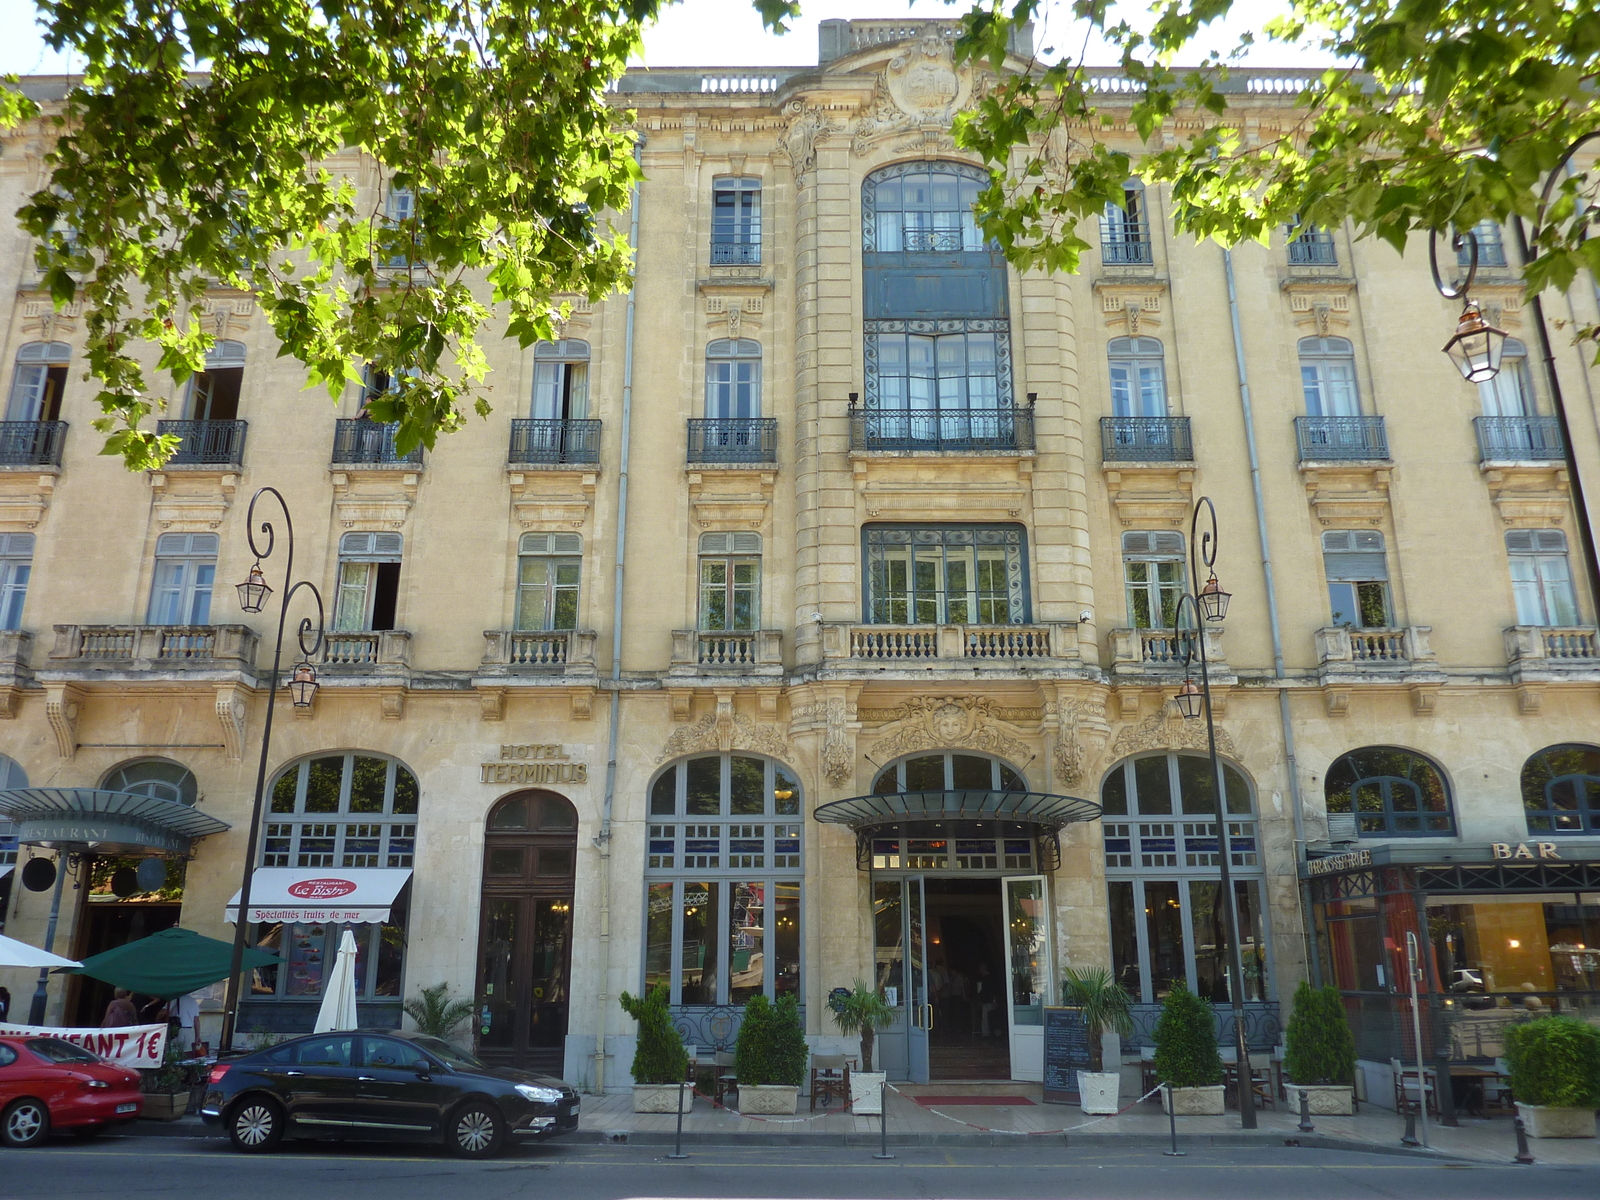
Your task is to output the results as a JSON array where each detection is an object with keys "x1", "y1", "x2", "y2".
[
  {"x1": 822, "y1": 696, "x2": 853, "y2": 786},
  {"x1": 656, "y1": 701, "x2": 792, "y2": 765},
  {"x1": 780, "y1": 101, "x2": 834, "y2": 184},
  {"x1": 850, "y1": 34, "x2": 976, "y2": 157},
  {"x1": 1109, "y1": 701, "x2": 1236, "y2": 761},
  {"x1": 867, "y1": 696, "x2": 1030, "y2": 765}
]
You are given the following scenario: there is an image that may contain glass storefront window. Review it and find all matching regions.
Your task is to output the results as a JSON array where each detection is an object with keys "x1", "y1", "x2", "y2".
[
  {"x1": 1428, "y1": 893, "x2": 1600, "y2": 998},
  {"x1": 1144, "y1": 880, "x2": 1185, "y2": 1000},
  {"x1": 680, "y1": 882, "x2": 719, "y2": 1005},
  {"x1": 1005, "y1": 877, "x2": 1048, "y2": 1026},
  {"x1": 250, "y1": 917, "x2": 405, "y2": 1001},
  {"x1": 645, "y1": 883, "x2": 673, "y2": 994},
  {"x1": 1108, "y1": 879, "x2": 1141, "y2": 997},
  {"x1": 773, "y1": 881, "x2": 800, "y2": 997},
  {"x1": 1188, "y1": 880, "x2": 1267, "y2": 1002},
  {"x1": 873, "y1": 880, "x2": 904, "y2": 998},
  {"x1": 729, "y1": 882, "x2": 765, "y2": 1004}
]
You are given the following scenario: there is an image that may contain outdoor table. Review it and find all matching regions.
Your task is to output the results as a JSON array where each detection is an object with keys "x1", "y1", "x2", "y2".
[{"x1": 1448, "y1": 1064, "x2": 1506, "y2": 1117}]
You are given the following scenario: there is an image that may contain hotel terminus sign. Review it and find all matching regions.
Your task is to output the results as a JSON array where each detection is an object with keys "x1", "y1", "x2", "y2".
[{"x1": 479, "y1": 743, "x2": 589, "y2": 786}]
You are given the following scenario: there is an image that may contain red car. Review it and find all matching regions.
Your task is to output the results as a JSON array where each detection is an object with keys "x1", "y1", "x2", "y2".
[{"x1": 0, "y1": 1036, "x2": 143, "y2": 1146}]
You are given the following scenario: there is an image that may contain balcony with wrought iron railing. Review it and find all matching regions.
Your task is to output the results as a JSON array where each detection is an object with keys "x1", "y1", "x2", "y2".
[
  {"x1": 710, "y1": 241, "x2": 760, "y2": 265},
  {"x1": 1505, "y1": 625, "x2": 1600, "y2": 684},
  {"x1": 1475, "y1": 415, "x2": 1565, "y2": 462},
  {"x1": 850, "y1": 406, "x2": 1035, "y2": 454},
  {"x1": 0, "y1": 421, "x2": 66, "y2": 467},
  {"x1": 156, "y1": 419, "x2": 248, "y2": 466},
  {"x1": 822, "y1": 623, "x2": 1066, "y2": 665},
  {"x1": 321, "y1": 630, "x2": 412, "y2": 669},
  {"x1": 687, "y1": 418, "x2": 778, "y2": 466},
  {"x1": 1100, "y1": 416, "x2": 1193, "y2": 463},
  {"x1": 1295, "y1": 415, "x2": 1389, "y2": 462},
  {"x1": 1108, "y1": 626, "x2": 1227, "y2": 677},
  {"x1": 1099, "y1": 220, "x2": 1153, "y2": 266},
  {"x1": 48, "y1": 624, "x2": 259, "y2": 671},
  {"x1": 332, "y1": 419, "x2": 424, "y2": 467},
  {"x1": 508, "y1": 419, "x2": 602, "y2": 467},
  {"x1": 670, "y1": 628, "x2": 784, "y2": 676},
  {"x1": 1288, "y1": 235, "x2": 1338, "y2": 265},
  {"x1": 479, "y1": 629, "x2": 599, "y2": 677}
]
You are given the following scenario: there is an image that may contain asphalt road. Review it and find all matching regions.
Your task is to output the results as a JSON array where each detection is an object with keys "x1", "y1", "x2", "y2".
[{"x1": 5, "y1": 1136, "x2": 1598, "y2": 1200}]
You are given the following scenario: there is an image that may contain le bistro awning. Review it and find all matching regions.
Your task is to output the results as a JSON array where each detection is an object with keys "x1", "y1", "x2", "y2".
[{"x1": 226, "y1": 867, "x2": 412, "y2": 925}]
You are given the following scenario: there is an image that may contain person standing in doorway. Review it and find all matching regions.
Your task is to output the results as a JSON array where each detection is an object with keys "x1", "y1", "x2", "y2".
[{"x1": 101, "y1": 988, "x2": 137, "y2": 1028}]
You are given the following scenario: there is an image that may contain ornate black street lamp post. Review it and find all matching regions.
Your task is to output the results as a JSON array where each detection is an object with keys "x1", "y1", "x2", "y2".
[
  {"x1": 219, "y1": 487, "x2": 325, "y2": 1053},
  {"x1": 1171, "y1": 496, "x2": 1256, "y2": 1128}
]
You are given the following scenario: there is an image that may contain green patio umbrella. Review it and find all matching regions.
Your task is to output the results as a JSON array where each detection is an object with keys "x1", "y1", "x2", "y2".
[{"x1": 70, "y1": 927, "x2": 279, "y2": 998}]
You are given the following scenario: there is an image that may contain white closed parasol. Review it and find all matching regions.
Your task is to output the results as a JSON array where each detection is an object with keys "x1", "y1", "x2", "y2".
[{"x1": 312, "y1": 930, "x2": 360, "y2": 1033}]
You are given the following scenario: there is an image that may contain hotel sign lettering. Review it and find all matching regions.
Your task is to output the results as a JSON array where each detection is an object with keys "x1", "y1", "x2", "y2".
[{"x1": 480, "y1": 744, "x2": 587, "y2": 786}]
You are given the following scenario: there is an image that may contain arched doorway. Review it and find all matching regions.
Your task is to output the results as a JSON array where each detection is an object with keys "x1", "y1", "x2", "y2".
[{"x1": 476, "y1": 790, "x2": 578, "y2": 1072}]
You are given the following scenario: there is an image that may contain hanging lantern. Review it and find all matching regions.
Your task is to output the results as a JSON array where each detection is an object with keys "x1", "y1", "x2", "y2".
[
  {"x1": 1174, "y1": 678, "x2": 1205, "y2": 720},
  {"x1": 235, "y1": 561, "x2": 272, "y2": 613},
  {"x1": 1197, "y1": 573, "x2": 1231, "y2": 622},
  {"x1": 1442, "y1": 298, "x2": 1508, "y2": 384},
  {"x1": 287, "y1": 660, "x2": 319, "y2": 708}
]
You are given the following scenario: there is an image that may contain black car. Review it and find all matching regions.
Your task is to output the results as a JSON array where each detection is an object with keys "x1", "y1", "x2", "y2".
[{"x1": 201, "y1": 1031, "x2": 579, "y2": 1157}]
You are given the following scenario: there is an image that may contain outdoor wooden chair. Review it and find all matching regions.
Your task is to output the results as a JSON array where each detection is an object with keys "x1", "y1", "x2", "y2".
[
  {"x1": 1389, "y1": 1058, "x2": 1438, "y2": 1116},
  {"x1": 810, "y1": 1053, "x2": 850, "y2": 1112}
]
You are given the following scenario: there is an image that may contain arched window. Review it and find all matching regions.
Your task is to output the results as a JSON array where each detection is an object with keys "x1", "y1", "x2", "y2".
[
  {"x1": 187, "y1": 340, "x2": 246, "y2": 422},
  {"x1": 1101, "y1": 180, "x2": 1152, "y2": 265},
  {"x1": 5, "y1": 341, "x2": 69, "y2": 423},
  {"x1": 1100, "y1": 752, "x2": 1265, "y2": 1004},
  {"x1": 644, "y1": 753, "x2": 801, "y2": 1006},
  {"x1": 705, "y1": 339, "x2": 761, "y2": 419},
  {"x1": 1298, "y1": 336, "x2": 1359, "y2": 417},
  {"x1": 532, "y1": 339, "x2": 589, "y2": 421},
  {"x1": 1522, "y1": 744, "x2": 1600, "y2": 835},
  {"x1": 104, "y1": 759, "x2": 198, "y2": 807},
  {"x1": 1107, "y1": 337, "x2": 1167, "y2": 417},
  {"x1": 864, "y1": 163, "x2": 984, "y2": 253},
  {"x1": 872, "y1": 751, "x2": 1026, "y2": 795},
  {"x1": 1325, "y1": 746, "x2": 1453, "y2": 837},
  {"x1": 517, "y1": 532, "x2": 581, "y2": 631}
]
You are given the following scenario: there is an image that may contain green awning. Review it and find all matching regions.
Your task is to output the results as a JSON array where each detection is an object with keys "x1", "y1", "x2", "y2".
[{"x1": 70, "y1": 927, "x2": 278, "y2": 999}]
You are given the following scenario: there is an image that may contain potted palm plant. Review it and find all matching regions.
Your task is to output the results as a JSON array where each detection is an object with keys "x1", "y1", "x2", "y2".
[
  {"x1": 830, "y1": 980, "x2": 895, "y2": 1115},
  {"x1": 1062, "y1": 967, "x2": 1135, "y2": 1114},
  {"x1": 1505, "y1": 1015, "x2": 1600, "y2": 1138},
  {"x1": 735, "y1": 994, "x2": 808, "y2": 1115},
  {"x1": 1152, "y1": 981, "x2": 1225, "y2": 1115},
  {"x1": 403, "y1": 981, "x2": 475, "y2": 1041},
  {"x1": 1282, "y1": 981, "x2": 1357, "y2": 1115},
  {"x1": 619, "y1": 984, "x2": 692, "y2": 1113}
]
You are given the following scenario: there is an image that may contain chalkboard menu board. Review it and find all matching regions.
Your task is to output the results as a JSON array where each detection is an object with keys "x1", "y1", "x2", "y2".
[{"x1": 1042, "y1": 1005, "x2": 1092, "y2": 1105}]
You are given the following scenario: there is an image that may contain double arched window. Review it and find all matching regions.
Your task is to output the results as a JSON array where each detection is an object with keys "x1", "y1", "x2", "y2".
[
  {"x1": 263, "y1": 752, "x2": 419, "y2": 868},
  {"x1": 644, "y1": 753, "x2": 802, "y2": 1006},
  {"x1": 104, "y1": 759, "x2": 198, "y2": 807},
  {"x1": 1325, "y1": 746, "x2": 1453, "y2": 837},
  {"x1": 1522, "y1": 744, "x2": 1600, "y2": 835},
  {"x1": 864, "y1": 163, "x2": 984, "y2": 253}
]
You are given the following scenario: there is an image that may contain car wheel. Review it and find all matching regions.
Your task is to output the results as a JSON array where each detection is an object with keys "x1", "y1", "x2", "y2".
[
  {"x1": 228, "y1": 1097, "x2": 285, "y2": 1153},
  {"x1": 1, "y1": 1098, "x2": 50, "y2": 1147},
  {"x1": 448, "y1": 1102, "x2": 504, "y2": 1159}
]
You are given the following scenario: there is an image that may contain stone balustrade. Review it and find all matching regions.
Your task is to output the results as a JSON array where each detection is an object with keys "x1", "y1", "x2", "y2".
[
  {"x1": 670, "y1": 629, "x2": 783, "y2": 676},
  {"x1": 48, "y1": 623, "x2": 259, "y2": 670}
]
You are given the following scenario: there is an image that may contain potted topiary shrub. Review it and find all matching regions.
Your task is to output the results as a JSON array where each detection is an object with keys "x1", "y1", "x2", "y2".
[
  {"x1": 830, "y1": 980, "x2": 895, "y2": 1115},
  {"x1": 1282, "y1": 981, "x2": 1357, "y2": 1116},
  {"x1": 1062, "y1": 966, "x2": 1135, "y2": 1114},
  {"x1": 1152, "y1": 981, "x2": 1225, "y2": 1115},
  {"x1": 735, "y1": 993, "x2": 808, "y2": 1115},
  {"x1": 619, "y1": 984, "x2": 692, "y2": 1113},
  {"x1": 1505, "y1": 1015, "x2": 1600, "y2": 1138}
]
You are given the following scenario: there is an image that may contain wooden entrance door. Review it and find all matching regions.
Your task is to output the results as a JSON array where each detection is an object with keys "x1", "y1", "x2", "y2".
[{"x1": 476, "y1": 790, "x2": 577, "y2": 1073}]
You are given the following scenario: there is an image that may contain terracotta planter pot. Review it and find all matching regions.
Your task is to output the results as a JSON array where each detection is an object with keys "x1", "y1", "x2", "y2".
[
  {"x1": 739, "y1": 1084, "x2": 799, "y2": 1115},
  {"x1": 850, "y1": 1071, "x2": 886, "y2": 1115},
  {"x1": 1077, "y1": 1070, "x2": 1121, "y2": 1115},
  {"x1": 632, "y1": 1082, "x2": 694, "y2": 1113},
  {"x1": 138, "y1": 1092, "x2": 187, "y2": 1122},
  {"x1": 1159, "y1": 1084, "x2": 1226, "y2": 1115},
  {"x1": 1517, "y1": 1102, "x2": 1597, "y2": 1139},
  {"x1": 1285, "y1": 1083, "x2": 1354, "y2": 1116}
]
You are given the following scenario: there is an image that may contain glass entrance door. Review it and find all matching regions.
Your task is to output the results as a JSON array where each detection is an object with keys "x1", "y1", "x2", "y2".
[
  {"x1": 906, "y1": 876, "x2": 930, "y2": 1083},
  {"x1": 1003, "y1": 875, "x2": 1050, "y2": 1080}
]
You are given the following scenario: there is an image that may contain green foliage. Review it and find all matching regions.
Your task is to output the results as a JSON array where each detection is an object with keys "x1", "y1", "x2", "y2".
[
  {"x1": 829, "y1": 980, "x2": 895, "y2": 1073},
  {"x1": 618, "y1": 983, "x2": 688, "y2": 1086},
  {"x1": 1282, "y1": 981, "x2": 1356, "y2": 1086},
  {"x1": 1505, "y1": 1016, "x2": 1600, "y2": 1108},
  {"x1": 1151, "y1": 981, "x2": 1223, "y2": 1088},
  {"x1": 401, "y1": 982, "x2": 475, "y2": 1041},
  {"x1": 0, "y1": 0, "x2": 800, "y2": 470},
  {"x1": 735, "y1": 993, "x2": 808, "y2": 1088},
  {"x1": 1062, "y1": 967, "x2": 1135, "y2": 1074}
]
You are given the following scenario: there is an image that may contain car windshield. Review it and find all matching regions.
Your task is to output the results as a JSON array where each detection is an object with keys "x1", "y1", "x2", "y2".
[
  {"x1": 409, "y1": 1036, "x2": 484, "y2": 1070},
  {"x1": 27, "y1": 1038, "x2": 102, "y2": 1064}
]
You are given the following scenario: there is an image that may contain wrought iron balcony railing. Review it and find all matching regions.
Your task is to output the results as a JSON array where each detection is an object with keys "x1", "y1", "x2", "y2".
[
  {"x1": 0, "y1": 421, "x2": 66, "y2": 466},
  {"x1": 710, "y1": 241, "x2": 760, "y2": 265},
  {"x1": 687, "y1": 418, "x2": 778, "y2": 465},
  {"x1": 1099, "y1": 216, "x2": 1153, "y2": 265},
  {"x1": 333, "y1": 419, "x2": 423, "y2": 465},
  {"x1": 901, "y1": 227, "x2": 971, "y2": 253},
  {"x1": 1475, "y1": 415, "x2": 1565, "y2": 462},
  {"x1": 157, "y1": 419, "x2": 248, "y2": 466},
  {"x1": 508, "y1": 418, "x2": 602, "y2": 466},
  {"x1": 1100, "y1": 416, "x2": 1193, "y2": 462},
  {"x1": 1288, "y1": 235, "x2": 1338, "y2": 265},
  {"x1": 1295, "y1": 415, "x2": 1388, "y2": 462},
  {"x1": 850, "y1": 406, "x2": 1034, "y2": 453}
]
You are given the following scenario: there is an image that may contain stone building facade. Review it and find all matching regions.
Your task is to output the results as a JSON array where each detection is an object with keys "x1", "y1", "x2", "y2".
[{"x1": 2, "y1": 21, "x2": 1599, "y2": 1090}]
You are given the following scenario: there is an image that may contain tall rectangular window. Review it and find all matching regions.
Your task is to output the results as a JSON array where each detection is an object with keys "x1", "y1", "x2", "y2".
[
  {"x1": 1457, "y1": 219, "x2": 1507, "y2": 269},
  {"x1": 705, "y1": 339, "x2": 761, "y2": 418},
  {"x1": 699, "y1": 532, "x2": 761, "y2": 631},
  {"x1": 187, "y1": 340, "x2": 245, "y2": 421},
  {"x1": 5, "y1": 342, "x2": 69, "y2": 422},
  {"x1": 0, "y1": 533, "x2": 33, "y2": 630},
  {"x1": 1507, "y1": 529, "x2": 1579, "y2": 626},
  {"x1": 1100, "y1": 181, "x2": 1151, "y2": 264},
  {"x1": 1323, "y1": 530, "x2": 1392, "y2": 628},
  {"x1": 516, "y1": 532, "x2": 581, "y2": 631},
  {"x1": 148, "y1": 532, "x2": 217, "y2": 625},
  {"x1": 711, "y1": 177, "x2": 761, "y2": 264},
  {"x1": 334, "y1": 531, "x2": 403, "y2": 632},
  {"x1": 864, "y1": 524, "x2": 1027, "y2": 625},
  {"x1": 531, "y1": 340, "x2": 590, "y2": 420},
  {"x1": 1107, "y1": 336, "x2": 1168, "y2": 417},
  {"x1": 1299, "y1": 337, "x2": 1360, "y2": 416},
  {"x1": 1122, "y1": 531, "x2": 1185, "y2": 629}
]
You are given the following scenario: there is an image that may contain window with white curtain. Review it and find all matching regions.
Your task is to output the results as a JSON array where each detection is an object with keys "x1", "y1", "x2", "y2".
[
  {"x1": 1122, "y1": 531, "x2": 1185, "y2": 630},
  {"x1": 1298, "y1": 336, "x2": 1360, "y2": 416},
  {"x1": 699, "y1": 532, "x2": 761, "y2": 631},
  {"x1": 1107, "y1": 337, "x2": 1168, "y2": 416},
  {"x1": 531, "y1": 340, "x2": 590, "y2": 420},
  {"x1": 516, "y1": 532, "x2": 581, "y2": 631},
  {"x1": 334, "y1": 532, "x2": 403, "y2": 632},
  {"x1": 1322, "y1": 530, "x2": 1392, "y2": 628},
  {"x1": 1507, "y1": 529, "x2": 1579, "y2": 627},
  {"x1": 147, "y1": 533, "x2": 217, "y2": 625},
  {"x1": 1479, "y1": 337, "x2": 1534, "y2": 417},
  {"x1": 4, "y1": 342, "x2": 69, "y2": 422},
  {"x1": 0, "y1": 533, "x2": 33, "y2": 630},
  {"x1": 705, "y1": 339, "x2": 761, "y2": 419}
]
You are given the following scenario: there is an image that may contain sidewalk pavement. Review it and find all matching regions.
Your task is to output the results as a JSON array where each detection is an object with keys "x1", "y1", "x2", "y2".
[{"x1": 126, "y1": 1081, "x2": 1600, "y2": 1167}]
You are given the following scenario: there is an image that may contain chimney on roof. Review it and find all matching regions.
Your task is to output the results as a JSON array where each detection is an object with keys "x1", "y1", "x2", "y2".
[{"x1": 815, "y1": 18, "x2": 1034, "y2": 65}]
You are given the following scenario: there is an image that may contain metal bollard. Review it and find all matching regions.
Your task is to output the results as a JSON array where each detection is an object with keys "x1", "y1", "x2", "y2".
[
  {"x1": 1297, "y1": 1088, "x2": 1315, "y2": 1134},
  {"x1": 668, "y1": 1069, "x2": 689, "y2": 1159},
  {"x1": 873, "y1": 1081, "x2": 894, "y2": 1160},
  {"x1": 1401, "y1": 1108, "x2": 1421, "y2": 1148},
  {"x1": 1513, "y1": 1115, "x2": 1535, "y2": 1165},
  {"x1": 1163, "y1": 1083, "x2": 1185, "y2": 1157}
]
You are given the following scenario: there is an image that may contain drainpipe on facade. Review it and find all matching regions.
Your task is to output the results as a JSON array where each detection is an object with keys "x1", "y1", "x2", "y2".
[
  {"x1": 592, "y1": 137, "x2": 643, "y2": 1095},
  {"x1": 1221, "y1": 247, "x2": 1317, "y2": 983}
]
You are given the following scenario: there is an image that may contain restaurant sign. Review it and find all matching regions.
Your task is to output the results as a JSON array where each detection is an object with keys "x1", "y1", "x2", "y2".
[{"x1": 480, "y1": 743, "x2": 587, "y2": 786}]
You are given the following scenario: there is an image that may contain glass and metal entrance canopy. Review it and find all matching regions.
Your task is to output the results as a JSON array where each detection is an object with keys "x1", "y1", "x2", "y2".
[
  {"x1": 814, "y1": 789, "x2": 1102, "y2": 831},
  {"x1": 0, "y1": 787, "x2": 230, "y2": 855}
]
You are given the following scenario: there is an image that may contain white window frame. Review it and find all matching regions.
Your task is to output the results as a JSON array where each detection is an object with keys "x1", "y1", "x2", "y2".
[
  {"x1": 531, "y1": 340, "x2": 590, "y2": 420},
  {"x1": 705, "y1": 339, "x2": 761, "y2": 419},
  {"x1": 334, "y1": 531, "x2": 403, "y2": 632},
  {"x1": 5, "y1": 342, "x2": 69, "y2": 422},
  {"x1": 0, "y1": 533, "x2": 34, "y2": 630},
  {"x1": 148, "y1": 532, "x2": 218, "y2": 626},
  {"x1": 1122, "y1": 531, "x2": 1186, "y2": 630},
  {"x1": 1298, "y1": 336, "x2": 1361, "y2": 417},
  {"x1": 1507, "y1": 529, "x2": 1579, "y2": 627},
  {"x1": 516, "y1": 532, "x2": 582, "y2": 631},
  {"x1": 1322, "y1": 529, "x2": 1392, "y2": 628},
  {"x1": 1479, "y1": 337, "x2": 1534, "y2": 417},
  {"x1": 711, "y1": 177, "x2": 762, "y2": 263},
  {"x1": 185, "y1": 340, "x2": 247, "y2": 420},
  {"x1": 1107, "y1": 337, "x2": 1168, "y2": 417},
  {"x1": 698, "y1": 532, "x2": 761, "y2": 632}
]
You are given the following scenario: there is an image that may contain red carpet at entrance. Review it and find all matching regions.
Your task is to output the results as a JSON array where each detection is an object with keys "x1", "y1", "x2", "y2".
[{"x1": 912, "y1": 1095, "x2": 1035, "y2": 1106}]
